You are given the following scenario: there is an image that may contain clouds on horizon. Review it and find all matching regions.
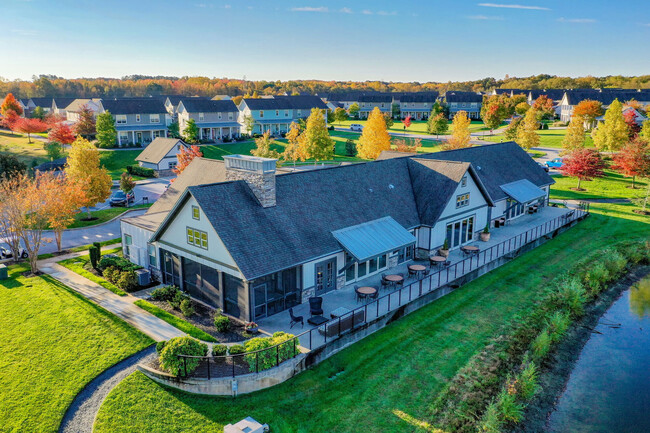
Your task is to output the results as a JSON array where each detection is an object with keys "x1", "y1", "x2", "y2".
[{"x1": 478, "y1": 3, "x2": 550, "y2": 10}]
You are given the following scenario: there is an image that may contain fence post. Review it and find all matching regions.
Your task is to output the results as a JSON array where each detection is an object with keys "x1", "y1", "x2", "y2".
[
  {"x1": 376, "y1": 296, "x2": 379, "y2": 317},
  {"x1": 276, "y1": 344, "x2": 280, "y2": 367},
  {"x1": 256, "y1": 352, "x2": 259, "y2": 373},
  {"x1": 232, "y1": 355, "x2": 235, "y2": 378},
  {"x1": 419, "y1": 279, "x2": 422, "y2": 297},
  {"x1": 183, "y1": 357, "x2": 187, "y2": 378},
  {"x1": 207, "y1": 356, "x2": 211, "y2": 380}
]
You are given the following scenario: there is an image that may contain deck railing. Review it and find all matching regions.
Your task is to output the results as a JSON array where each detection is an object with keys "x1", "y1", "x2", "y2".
[{"x1": 177, "y1": 203, "x2": 589, "y2": 380}]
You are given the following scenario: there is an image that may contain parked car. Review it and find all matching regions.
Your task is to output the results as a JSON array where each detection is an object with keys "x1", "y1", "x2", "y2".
[
  {"x1": 545, "y1": 157, "x2": 563, "y2": 169},
  {"x1": 0, "y1": 242, "x2": 28, "y2": 259},
  {"x1": 109, "y1": 190, "x2": 135, "y2": 207},
  {"x1": 538, "y1": 162, "x2": 550, "y2": 172},
  {"x1": 350, "y1": 124, "x2": 363, "y2": 132}
]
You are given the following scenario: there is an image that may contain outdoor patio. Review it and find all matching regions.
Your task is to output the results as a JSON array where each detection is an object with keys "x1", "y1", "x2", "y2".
[{"x1": 258, "y1": 205, "x2": 575, "y2": 343}]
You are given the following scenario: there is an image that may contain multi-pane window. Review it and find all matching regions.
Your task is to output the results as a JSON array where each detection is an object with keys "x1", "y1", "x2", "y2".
[
  {"x1": 150, "y1": 114, "x2": 160, "y2": 123},
  {"x1": 135, "y1": 114, "x2": 141, "y2": 122},
  {"x1": 124, "y1": 234, "x2": 132, "y2": 258},
  {"x1": 461, "y1": 175, "x2": 467, "y2": 187},
  {"x1": 229, "y1": 112, "x2": 233, "y2": 120},
  {"x1": 116, "y1": 115, "x2": 127, "y2": 124},
  {"x1": 192, "y1": 205, "x2": 200, "y2": 220},
  {"x1": 199, "y1": 112, "x2": 205, "y2": 121},
  {"x1": 186, "y1": 227, "x2": 208, "y2": 249},
  {"x1": 259, "y1": 110, "x2": 264, "y2": 118},
  {"x1": 148, "y1": 244, "x2": 156, "y2": 267},
  {"x1": 456, "y1": 193, "x2": 470, "y2": 208},
  {"x1": 218, "y1": 112, "x2": 222, "y2": 119}
]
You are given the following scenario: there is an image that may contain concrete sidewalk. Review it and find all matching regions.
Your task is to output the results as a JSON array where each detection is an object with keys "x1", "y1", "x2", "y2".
[{"x1": 39, "y1": 250, "x2": 184, "y2": 342}]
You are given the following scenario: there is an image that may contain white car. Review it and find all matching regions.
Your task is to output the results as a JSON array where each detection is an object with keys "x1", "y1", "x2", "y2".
[
  {"x1": 0, "y1": 242, "x2": 28, "y2": 259},
  {"x1": 350, "y1": 124, "x2": 363, "y2": 132}
]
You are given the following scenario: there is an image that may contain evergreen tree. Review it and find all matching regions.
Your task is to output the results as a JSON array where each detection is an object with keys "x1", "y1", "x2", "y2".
[
  {"x1": 300, "y1": 108, "x2": 334, "y2": 161},
  {"x1": 516, "y1": 108, "x2": 540, "y2": 150},
  {"x1": 357, "y1": 107, "x2": 391, "y2": 159},
  {"x1": 96, "y1": 111, "x2": 117, "y2": 148},
  {"x1": 167, "y1": 121, "x2": 180, "y2": 138},
  {"x1": 591, "y1": 99, "x2": 628, "y2": 151},
  {"x1": 562, "y1": 117, "x2": 586, "y2": 152},
  {"x1": 183, "y1": 119, "x2": 199, "y2": 143}
]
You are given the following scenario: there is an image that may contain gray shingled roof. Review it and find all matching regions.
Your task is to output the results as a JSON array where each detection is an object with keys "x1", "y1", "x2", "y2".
[
  {"x1": 101, "y1": 98, "x2": 166, "y2": 114},
  {"x1": 358, "y1": 94, "x2": 392, "y2": 103},
  {"x1": 179, "y1": 99, "x2": 238, "y2": 113},
  {"x1": 445, "y1": 91, "x2": 483, "y2": 103},
  {"x1": 528, "y1": 89, "x2": 566, "y2": 101},
  {"x1": 243, "y1": 95, "x2": 328, "y2": 110},
  {"x1": 135, "y1": 138, "x2": 187, "y2": 165},
  {"x1": 28, "y1": 97, "x2": 53, "y2": 107},
  {"x1": 400, "y1": 92, "x2": 440, "y2": 102}
]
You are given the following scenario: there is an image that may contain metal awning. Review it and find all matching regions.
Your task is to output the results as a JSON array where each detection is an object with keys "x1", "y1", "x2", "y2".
[
  {"x1": 332, "y1": 216, "x2": 416, "y2": 262},
  {"x1": 500, "y1": 179, "x2": 546, "y2": 204}
]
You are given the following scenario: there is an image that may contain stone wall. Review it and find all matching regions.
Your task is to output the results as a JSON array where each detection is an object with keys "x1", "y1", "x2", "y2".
[{"x1": 226, "y1": 169, "x2": 276, "y2": 207}]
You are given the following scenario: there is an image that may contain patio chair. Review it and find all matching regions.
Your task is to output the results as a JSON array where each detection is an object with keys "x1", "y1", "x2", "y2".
[
  {"x1": 367, "y1": 288, "x2": 378, "y2": 301},
  {"x1": 380, "y1": 275, "x2": 390, "y2": 290},
  {"x1": 396, "y1": 272, "x2": 405, "y2": 286},
  {"x1": 289, "y1": 308, "x2": 304, "y2": 329},
  {"x1": 408, "y1": 267, "x2": 418, "y2": 279},
  {"x1": 354, "y1": 285, "x2": 367, "y2": 303},
  {"x1": 308, "y1": 296, "x2": 323, "y2": 316}
]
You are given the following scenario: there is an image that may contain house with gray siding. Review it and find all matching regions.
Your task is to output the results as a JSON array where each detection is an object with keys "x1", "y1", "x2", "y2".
[
  {"x1": 558, "y1": 90, "x2": 650, "y2": 122},
  {"x1": 135, "y1": 137, "x2": 189, "y2": 176},
  {"x1": 121, "y1": 142, "x2": 553, "y2": 322},
  {"x1": 358, "y1": 94, "x2": 392, "y2": 119},
  {"x1": 177, "y1": 99, "x2": 240, "y2": 142},
  {"x1": 99, "y1": 98, "x2": 171, "y2": 146},
  {"x1": 445, "y1": 91, "x2": 483, "y2": 119},
  {"x1": 237, "y1": 96, "x2": 328, "y2": 135},
  {"x1": 399, "y1": 92, "x2": 439, "y2": 120}
]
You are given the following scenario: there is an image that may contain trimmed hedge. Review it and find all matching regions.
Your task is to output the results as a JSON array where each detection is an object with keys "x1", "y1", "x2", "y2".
[
  {"x1": 243, "y1": 331, "x2": 299, "y2": 372},
  {"x1": 158, "y1": 337, "x2": 208, "y2": 376},
  {"x1": 126, "y1": 165, "x2": 155, "y2": 178},
  {"x1": 98, "y1": 255, "x2": 141, "y2": 272}
]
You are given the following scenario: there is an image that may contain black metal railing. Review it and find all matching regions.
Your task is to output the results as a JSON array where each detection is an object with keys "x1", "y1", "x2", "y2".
[{"x1": 176, "y1": 205, "x2": 588, "y2": 380}]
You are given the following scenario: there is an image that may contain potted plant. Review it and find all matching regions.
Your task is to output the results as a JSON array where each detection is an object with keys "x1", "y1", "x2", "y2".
[
  {"x1": 438, "y1": 239, "x2": 450, "y2": 257},
  {"x1": 480, "y1": 224, "x2": 491, "y2": 242},
  {"x1": 244, "y1": 322, "x2": 259, "y2": 334}
]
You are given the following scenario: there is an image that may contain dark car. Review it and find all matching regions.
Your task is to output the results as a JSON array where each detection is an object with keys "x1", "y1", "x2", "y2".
[
  {"x1": 538, "y1": 162, "x2": 550, "y2": 172},
  {"x1": 109, "y1": 190, "x2": 135, "y2": 207}
]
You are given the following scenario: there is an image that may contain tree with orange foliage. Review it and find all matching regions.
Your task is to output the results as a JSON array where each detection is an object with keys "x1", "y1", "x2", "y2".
[
  {"x1": 612, "y1": 139, "x2": 650, "y2": 189},
  {"x1": 0, "y1": 110, "x2": 21, "y2": 133},
  {"x1": 1, "y1": 93, "x2": 23, "y2": 117},
  {"x1": 403, "y1": 115, "x2": 412, "y2": 130},
  {"x1": 74, "y1": 104, "x2": 96, "y2": 138},
  {"x1": 560, "y1": 148, "x2": 606, "y2": 191},
  {"x1": 43, "y1": 175, "x2": 86, "y2": 252},
  {"x1": 393, "y1": 137, "x2": 422, "y2": 153},
  {"x1": 623, "y1": 109, "x2": 641, "y2": 139},
  {"x1": 48, "y1": 122, "x2": 75, "y2": 144},
  {"x1": 15, "y1": 117, "x2": 48, "y2": 143},
  {"x1": 572, "y1": 100, "x2": 603, "y2": 128},
  {"x1": 532, "y1": 95, "x2": 555, "y2": 119},
  {"x1": 173, "y1": 144, "x2": 203, "y2": 177}
]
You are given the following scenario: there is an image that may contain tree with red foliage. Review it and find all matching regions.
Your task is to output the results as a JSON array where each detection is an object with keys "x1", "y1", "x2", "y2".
[
  {"x1": 403, "y1": 115, "x2": 412, "y2": 130},
  {"x1": 48, "y1": 122, "x2": 75, "y2": 144},
  {"x1": 15, "y1": 118, "x2": 48, "y2": 143},
  {"x1": 1, "y1": 93, "x2": 23, "y2": 117},
  {"x1": 612, "y1": 139, "x2": 650, "y2": 188},
  {"x1": 532, "y1": 95, "x2": 554, "y2": 119},
  {"x1": 74, "y1": 105, "x2": 96, "y2": 138},
  {"x1": 560, "y1": 148, "x2": 606, "y2": 191},
  {"x1": 44, "y1": 113, "x2": 66, "y2": 127},
  {"x1": 482, "y1": 103, "x2": 502, "y2": 132},
  {"x1": 623, "y1": 109, "x2": 641, "y2": 139},
  {"x1": 172, "y1": 144, "x2": 203, "y2": 178},
  {"x1": 0, "y1": 110, "x2": 21, "y2": 134}
]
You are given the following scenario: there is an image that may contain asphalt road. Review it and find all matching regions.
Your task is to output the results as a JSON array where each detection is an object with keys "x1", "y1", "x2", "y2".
[{"x1": 90, "y1": 177, "x2": 171, "y2": 211}]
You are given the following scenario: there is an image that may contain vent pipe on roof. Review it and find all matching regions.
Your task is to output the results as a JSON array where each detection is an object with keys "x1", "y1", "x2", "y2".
[{"x1": 223, "y1": 155, "x2": 277, "y2": 208}]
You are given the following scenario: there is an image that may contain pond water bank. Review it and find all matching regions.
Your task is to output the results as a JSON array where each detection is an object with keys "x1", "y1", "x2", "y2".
[{"x1": 513, "y1": 266, "x2": 650, "y2": 433}]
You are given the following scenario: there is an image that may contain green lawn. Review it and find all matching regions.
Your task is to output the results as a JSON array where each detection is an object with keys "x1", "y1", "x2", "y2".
[
  {"x1": 0, "y1": 130, "x2": 56, "y2": 166},
  {"x1": 94, "y1": 177, "x2": 649, "y2": 432},
  {"x1": 99, "y1": 149, "x2": 142, "y2": 180},
  {"x1": 482, "y1": 127, "x2": 595, "y2": 149},
  {"x1": 0, "y1": 263, "x2": 152, "y2": 433},
  {"x1": 69, "y1": 203, "x2": 152, "y2": 229},
  {"x1": 58, "y1": 247, "x2": 126, "y2": 296},
  {"x1": 333, "y1": 119, "x2": 496, "y2": 135},
  {"x1": 134, "y1": 300, "x2": 217, "y2": 342},
  {"x1": 551, "y1": 170, "x2": 648, "y2": 201}
]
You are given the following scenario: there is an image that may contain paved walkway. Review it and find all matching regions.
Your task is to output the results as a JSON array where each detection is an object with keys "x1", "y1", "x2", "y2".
[
  {"x1": 39, "y1": 249, "x2": 184, "y2": 342},
  {"x1": 58, "y1": 346, "x2": 156, "y2": 433}
]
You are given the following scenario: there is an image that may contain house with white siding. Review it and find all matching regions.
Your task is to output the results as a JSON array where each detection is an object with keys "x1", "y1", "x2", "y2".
[
  {"x1": 135, "y1": 137, "x2": 189, "y2": 177},
  {"x1": 177, "y1": 99, "x2": 240, "y2": 142}
]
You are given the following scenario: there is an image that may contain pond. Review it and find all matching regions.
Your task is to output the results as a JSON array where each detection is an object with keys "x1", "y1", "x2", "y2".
[{"x1": 547, "y1": 273, "x2": 650, "y2": 433}]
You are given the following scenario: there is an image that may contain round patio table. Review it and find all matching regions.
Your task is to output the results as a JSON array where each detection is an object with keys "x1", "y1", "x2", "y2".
[
  {"x1": 429, "y1": 255, "x2": 447, "y2": 263},
  {"x1": 408, "y1": 264, "x2": 426, "y2": 272},
  {"x1": 463, "y1": 246, "x2": 479, "y2": 252},
  {"x1": 357, "y1": 286, "x2": 377, "y2": 296},
  {"x1": 385, "y1": 274, "x2": 403, "y2": 283}
]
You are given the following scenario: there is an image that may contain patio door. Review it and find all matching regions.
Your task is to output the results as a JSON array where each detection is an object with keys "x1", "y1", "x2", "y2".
[
  {"x1": 315, "y1": 257, "x2": 336, "y2": 296},
  {"x1": 253, "y1": 282, "x2": 267, "y2": 319},
  {"x1": 161, "y1": 250, "x2": 181, "y2": 288},
  {"x1": 445, "y1": 216, "x2": 475, "y2": 249},
  {"x1": 136, "y1": 132, "x2": 143, "y2": 143}
]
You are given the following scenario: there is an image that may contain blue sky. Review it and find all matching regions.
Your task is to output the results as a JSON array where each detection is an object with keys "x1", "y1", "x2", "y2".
[{"x1": 2, "y1": 0, "x2": 649, "y2": 82}]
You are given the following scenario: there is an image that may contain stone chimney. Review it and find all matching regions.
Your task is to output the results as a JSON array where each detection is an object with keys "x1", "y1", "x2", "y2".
[{"x1": 223, "y1": 155, "x2": 277, "y2": 207}]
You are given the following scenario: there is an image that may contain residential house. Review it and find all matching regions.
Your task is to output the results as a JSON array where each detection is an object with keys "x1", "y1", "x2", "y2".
[
  {"x1": 444, "y1": 91, "x2": 483, "y2": 119},
  {"x1": 162, "y1": 95, "x2": 210, "y2": 121},
  {"x1": 399, "y1": 92, "x2": 439, "y2": 120},
  {"x1": 358, "y1": 94, "x2": 392, "y2": 119},
  {"x1": 135, "y1": 137, "x2": 189, "y2": 177},
  {"x1": 238, "y1": 95, "x2": 328, "y2": 135},
  {"x1": 51, "y1": 98, "x2": 76, "y2": 117},
  {"x1": 122, "y1": 142, "x2": 553, "y2": 322},
  {"x1": 65, "y1": 98, "x2": 102, "y2": 123},
  {"x1": 26, "y1": 97, "x2": 53, "y2": 115},
  {"x1": 212, "y1": 95, "x2": 232, "y2": 100},
  {"x1": 597, "y1": 107, "x2": 647, "y2": 126},
  {"x1": 177, "y1": 99, "x2": 240, "y2": 142},
  {"x1": 99, "y1": 98, "x2": 171, "y2": 146},
  {"x1": 558, "y1": 90, "x2": 650, "y2": 122},
  {"x1": 491, "y1": 89, "x2": 524, "y2": 96}
]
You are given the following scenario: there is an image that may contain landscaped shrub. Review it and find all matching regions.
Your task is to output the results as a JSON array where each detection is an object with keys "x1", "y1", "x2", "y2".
[
  {"x1": 547, "y1": 311, "x2": 571, "y2": 343},
  {"x1": 583, "y1": 262, "x2": 610, "y2": 295},
  {"x1": 151, "y1": 285, "x2": 179, "y2": 302},
  {"x1": 102, "y1": 266, "x2": 118, "y2": 283},
  {"x1": 98, "y1": 255, "x2": 140, "y2": 272},
  {"x1": 531, "y1": 330, "x2": 551, "y2": 360},
  {"x1": 244, "y1": 332, "x2": 298, "y2": 372},
  {"x1": 344, "y1": 139, "x2": 357, "y2": 156},
  {"x1": 116, "y1": 270, "x2": 138, "y2": 292},
  {"x1": 228, "y1": 344, "x2": 245, "y2": 355},
  {"x1": 168, "y1": 290, "x2": 189, "y2": 310},
  {"x1": 156, "y1": 340, "x2": 167, "y2": 354},
  {"x1": 479, "y1": 401, "x2": 502, "y2": 433},
  {"x1": 158, "y1": 336, "x2": 208, "y2": 376},
  {"x1": 89, "y1": 245, "x2": 100, "y2": 269},
  {"x1": 552, "y1": 276, "x2": 586, "y2": 317},
  {"x1": 212, "y1": 344, "x2": 227, "y2": 356},
  {"x1": 127, "y1": 165, "x2": 155, "y2": 178},
  {"x1": 180, "y1": 298, "x2": 194, "y2": 317},
  {"x1": 496, "y1": 387, "x2": 524, "y2": 424},
  {"x1": 213, "y1": 314, "x2": 231, "y2": 333},
  {"x1": 515, "y1": 360, "x2": 539, "y2": 400}
]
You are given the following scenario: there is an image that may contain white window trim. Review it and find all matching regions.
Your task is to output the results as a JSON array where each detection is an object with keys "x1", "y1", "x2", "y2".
[
  {"x1": 116, "y1": 114, "x2": 127, "y2": 124},
  {"x1": 150, "y1": 114, "x2": 160, "y2": 123},
  {"x1": 198, "y1": 112, "x2": 205, "y2": 121},
  {"x1": 135, "y1": 114, "x2": 141, "y2": 123}
]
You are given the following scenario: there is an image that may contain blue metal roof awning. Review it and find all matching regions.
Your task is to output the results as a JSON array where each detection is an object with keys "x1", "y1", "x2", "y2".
[
  {"x1": 500, "y1": 179, "x2": 546, "y2": 204},
  {"x1": 332, "y1": 216, "x2": 416, "y2": 262}
]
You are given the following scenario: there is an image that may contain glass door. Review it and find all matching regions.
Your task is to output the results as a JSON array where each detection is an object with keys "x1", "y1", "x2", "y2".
[
  {"x1": 446, "y1": 216, "x2": 475, "y2": 249},
  {"x1": 315, "y1": 258, "x2": 337, "y2": 296}
]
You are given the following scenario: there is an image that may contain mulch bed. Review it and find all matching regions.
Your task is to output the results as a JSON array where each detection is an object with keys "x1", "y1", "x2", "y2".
[
  {"x1": 147, "y1": 298, "x2": 250, "y2": 343},
  {"x1": 633, "y1": 210, "x2": 650, "y2": 215}
]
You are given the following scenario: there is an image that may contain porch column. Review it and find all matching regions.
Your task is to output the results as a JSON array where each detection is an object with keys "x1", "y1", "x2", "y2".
[
  {"x1": 229, "y1": 127, "x2": 232, "y2": 138},
  {"x1": 117, "y1": 132, "x2": 121, "y2": 146}
]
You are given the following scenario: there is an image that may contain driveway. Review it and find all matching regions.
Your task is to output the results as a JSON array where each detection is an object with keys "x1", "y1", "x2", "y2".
[{"x1": 91, "y1": 177, "x2": 172, "y2": 211}]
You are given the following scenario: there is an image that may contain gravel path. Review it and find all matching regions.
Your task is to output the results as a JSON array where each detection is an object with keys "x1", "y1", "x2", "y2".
[{"x1": 58, "y1": 346, "x2": 156, "y2": 433}]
